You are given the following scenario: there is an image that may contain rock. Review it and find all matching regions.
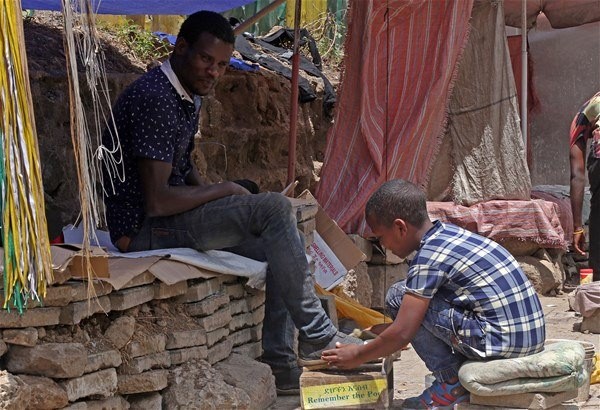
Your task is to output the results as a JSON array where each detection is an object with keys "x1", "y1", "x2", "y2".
[
  {"x1": 516, "y1": 249, "x2": 564, "y2": 295},
  {"x1": 128, "y1": 392, "x2": 162, "y2": 410},
  {"x1": 163, "y1": 359, "x2": 251, "y2": 409},
  {"x1": 0, "y1": 340, "x2": 8, "y2": 357},
  {"x1": 6, "y1": 343, "x2": 87, "y2": 378},
  {"x1": 215, "y1": 353, "x2": 277, "y2": 409},
  {"x1": 0, "y1": 371, "x2": 69, "y2": 410},
  {"x1": 61, "y1": 368, "x2": 118, "y2": 402},
  {"x1": 2, "y1": 328, "x2": 38, "y2": 346},
  {"x1": 117, "y1": 370, "x2": 168, "y2": 395},
  {"x1": 338, "y1": 261, "x2": 373, "y2": 308},
  {"x1": 104, "y1": 316, "x2": 135, "y2": 349}
]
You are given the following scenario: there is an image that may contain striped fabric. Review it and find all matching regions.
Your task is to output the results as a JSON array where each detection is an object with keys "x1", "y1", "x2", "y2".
[
  {"x1": 427, "y1": 200, "x2": 567, "y2": 249},
  {"x1": 315, "y1": 0, "x2": 474, "y2": 235}
]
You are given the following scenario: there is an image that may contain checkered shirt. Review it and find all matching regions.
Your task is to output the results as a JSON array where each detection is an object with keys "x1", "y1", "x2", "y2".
[{"x1": 405, "y1": 221, "x2": 546, "y2": 358}]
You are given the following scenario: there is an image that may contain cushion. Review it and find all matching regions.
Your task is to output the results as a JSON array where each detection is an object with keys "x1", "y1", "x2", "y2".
[{"x1": 458, "y1": 341, "x2": 586, "y2": 396}]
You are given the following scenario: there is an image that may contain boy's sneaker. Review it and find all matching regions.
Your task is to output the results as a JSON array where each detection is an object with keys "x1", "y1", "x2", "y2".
[
  {"x1": 272, "y1": 365, "x2": 302, "y2": 396},
  {"x1": 297, "y1": 331, "x2": 364, "y2": 369},
  {"x1": 402, "y1": 379, "x2": 469, "y2": 409}
]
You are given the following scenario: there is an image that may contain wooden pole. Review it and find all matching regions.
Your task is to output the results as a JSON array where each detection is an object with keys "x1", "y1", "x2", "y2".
[{"x1": 286, "y1": 0, "x2": 302, "y2": 187}]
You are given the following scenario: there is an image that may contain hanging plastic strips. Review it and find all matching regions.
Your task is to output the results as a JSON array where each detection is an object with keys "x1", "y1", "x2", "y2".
[{"x1": 0, "y1": 0, "x2": 53, "y2": 311}]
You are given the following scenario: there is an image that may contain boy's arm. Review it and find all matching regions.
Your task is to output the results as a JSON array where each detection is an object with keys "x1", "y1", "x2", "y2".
[
  {"x1": 322, "y1": 293, "x2": 429, "y2": 369},
  {"x1": 569, "y1": 139, "x2": 587, "y2": 254}
]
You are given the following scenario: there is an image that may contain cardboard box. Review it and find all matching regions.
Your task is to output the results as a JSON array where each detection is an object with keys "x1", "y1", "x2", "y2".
[
  {"x1": 297, "y1": 190, "x2": 366, "y2": 290},
  {"x1": 52, "y1": 244, "x2": 109, "y2": 279},
  {"x1": 300, "y1": 358, "x2": 394, "y2": 409}
]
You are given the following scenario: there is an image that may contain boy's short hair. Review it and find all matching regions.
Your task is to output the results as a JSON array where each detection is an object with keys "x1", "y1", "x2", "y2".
[
  {"x1": 365, "y1": 179, "x2": 429, "y2": 227},
  {"x1": 178, "y1": 10, "x2": 235, "y2": 45}
]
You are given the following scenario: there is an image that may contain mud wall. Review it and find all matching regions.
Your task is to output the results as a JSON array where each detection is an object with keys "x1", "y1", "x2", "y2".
[{"x1": 31, "y1": 68, "x2": 331, "y2": 238}]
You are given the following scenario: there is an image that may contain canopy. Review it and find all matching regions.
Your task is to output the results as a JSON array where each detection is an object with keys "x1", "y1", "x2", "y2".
[
  {"x1": 21, "y1": 0, "x2": 255, "y2": 15},
  {"x1": 504, "y1": 0, "x2": 600, "y2": 29}
]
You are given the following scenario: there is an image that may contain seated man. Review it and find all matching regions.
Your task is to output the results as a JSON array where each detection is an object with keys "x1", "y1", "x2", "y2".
[
  {"x1": 322, "y1": 179, "x2": 546, "y2": 408},
  {"x1": 101, "y1": 10, "x2": 361, "y2": 393}
]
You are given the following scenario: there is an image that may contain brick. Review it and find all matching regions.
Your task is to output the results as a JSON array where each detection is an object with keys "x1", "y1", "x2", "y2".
[
  {"x1": 229, "y1": 299, "x2": 249, "y2": 315},
  {"x1": 128, "y1": 392, "x2": 162, "y2": 410},
  {"x1": 119, "y1": 351, "x2": 171, "y2": 375},
  {"x1": 25, "y1": 285, "x2": 74, "y2": 307},
  {"x1": 154, "y1": 281, "x2": 188, "y2": 299},
  {"x1": 229, "y1": 306, "x2": 264, "y2": 332},
  {"x1": 165, "y1": 329, "x2": 206, "y2": 349},
  {"x1": 59, "y1": 295, "x2": 111, "y2": 325},
  {"x1": 2, "y1": 327, "x2": 38, "y2": 346},
  {"x1": 125, "y1": 334, "x2": 166, "y2": 358},
  {"x1": 246, "y1": 289, "x2": 266, "y2": 310},
  {"x1": 196, "y1": 306, "x2": 231, "y2": 332},
  {"x1": 296, "y1": 204, "x2": 318, "y2": 222},
  {"x1": 233, "y1": 341, "x2": 263, "y2": 359},
  {"x1": 229, "y1": 328, "x2": 252, "y2": 347},
  {"x1": 185, "y1": 293, "x2": 229, "y2": 317},
  {"x1": 206, "y1": 327, "x2": 229, "y2": 347},
  {"x1": 121, "y1": 271, "x2": 156, "y2": 289},
  {"x1": 85, "y1": 350, "x2": 123, "y2": 374},
  {"x1": 297, "y1": 219, "x2": 316, "y2": 235},
  {"x1": 206, "y1": 338, "x2": 233, "y2": 365},
  {"x1": 220, "y1": 274, "x2": 239, "y2": 284},
  {"x1": 67, "y1": 281, "x2": 113, "y2": 302},
  {"x1": 109, "y1": 285, "x2": 155, "y2": 311},
  {"x1": 176, "y1": 277, "x2": 223, "y2": 303},
  {"x1": 169, "y1": 345, "x2": 208, "y2": 365},
  {"x1": 0, "y1": 307, "x2": 61, "y2": 328},
  {"x1": 6, "y1": 343, "x2": 87, "y2": 378},
  {"x1": 348, "y1": 234, "x2": 373, "y2": 262},
  {"x1": 61, "y1": 368, "x2": 118, "y2": 402},
  {"x1": 117, "y1": 370, "x2": 169, "y2": 395},
  {"x1": 225, "y1": 283, "x2": 245, "y2": 300},
  {"x1": 83, "y1": 396, "x2": 130, "y2": 410}
]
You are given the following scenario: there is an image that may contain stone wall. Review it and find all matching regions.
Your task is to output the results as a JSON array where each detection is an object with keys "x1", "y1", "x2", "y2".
[{"x1": 0, "y1": 272, "x2": 275, "y2": 409}]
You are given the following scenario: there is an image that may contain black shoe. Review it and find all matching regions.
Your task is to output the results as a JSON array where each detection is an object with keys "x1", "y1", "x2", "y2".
[
  {"x1": 297, "y1": 331, "x2": 364, "y2": 368},
  {"x1": 272, "y1": 365, "x2": 302, "y2": 396}
]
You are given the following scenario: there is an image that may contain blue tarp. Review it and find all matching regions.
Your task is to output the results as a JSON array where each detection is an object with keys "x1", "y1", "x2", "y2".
[{"x1": 21, "y1": 0, "x2": 256, "y2": 15}]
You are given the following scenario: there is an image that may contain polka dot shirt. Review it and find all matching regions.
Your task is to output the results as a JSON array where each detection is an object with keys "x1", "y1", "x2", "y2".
[{"x1": 102, "y1": 64, "x2": 201, "y2": 243}]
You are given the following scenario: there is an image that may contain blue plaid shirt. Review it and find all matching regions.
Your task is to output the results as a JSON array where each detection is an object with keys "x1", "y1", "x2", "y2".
[{"x1": 406, "y1": 221, "x2": 545, "y2": 358}]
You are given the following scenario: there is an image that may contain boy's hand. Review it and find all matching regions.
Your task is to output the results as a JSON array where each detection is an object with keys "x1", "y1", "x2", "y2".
[{"x1": 321, "y1": 342, "x2": 364, "y2": 369}]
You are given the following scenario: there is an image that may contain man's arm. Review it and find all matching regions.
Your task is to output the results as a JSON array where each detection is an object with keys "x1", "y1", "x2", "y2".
[
  {"x1": 570, "y1": 139, "x2": 587, "y2": 255},
  {"x1": 185, "y1": 161, "x2": 208, "y2": 186},
  {"x1": 138, "y1": 158, "x2": 249, "y2": 217},
  {"x1": 321, "y1": 293, "x2": 429, "y2": 369}
]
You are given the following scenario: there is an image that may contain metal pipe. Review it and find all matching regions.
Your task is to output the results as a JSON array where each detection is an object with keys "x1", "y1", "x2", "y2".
[
  {"x1": 521, "y1": 0, "x2": 528, "y2": 150},
  {"x1": 287, "y1": 0, "x2": 302, "y2": 186},
  {"x1": 233, "y1": 0, "x2": 287, "y2": 35}
]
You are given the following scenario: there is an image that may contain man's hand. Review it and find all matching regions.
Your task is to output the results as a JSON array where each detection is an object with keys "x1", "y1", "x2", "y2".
[{"x1": 321, "y1": 342, "x2": 364, "y2": 369}]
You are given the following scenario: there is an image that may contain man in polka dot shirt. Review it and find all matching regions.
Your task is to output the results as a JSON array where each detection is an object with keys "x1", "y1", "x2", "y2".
[{"x1": 102, "y1": 10, "x2": 362, "y2": 394}]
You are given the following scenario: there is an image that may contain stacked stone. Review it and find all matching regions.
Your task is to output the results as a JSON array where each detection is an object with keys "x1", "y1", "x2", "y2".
[{"x1": 0, "y1": 270, "x2": 270, "y2": 409}]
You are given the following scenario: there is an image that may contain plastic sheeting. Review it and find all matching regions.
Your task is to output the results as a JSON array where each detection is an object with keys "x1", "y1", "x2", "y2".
[{"x1": 21, "y1": 0, "x2": 255, "y2": 15}]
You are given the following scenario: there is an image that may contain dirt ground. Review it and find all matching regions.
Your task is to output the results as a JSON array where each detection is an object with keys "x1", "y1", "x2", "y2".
[{"x1": 272, "y1": 292, "x2": 600, "y2": 409}]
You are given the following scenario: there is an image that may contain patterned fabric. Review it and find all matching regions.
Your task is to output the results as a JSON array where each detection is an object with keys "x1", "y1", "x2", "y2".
[
  {"x1": 406, "y1": 221, "x2": 545, "y2": 358},
  {"x1": 102, "y1": 61, "x2": 201, "y2": 242},
  {"x1": 569, "y1": 91, "x2": 600, "y2": 148},
  {"x1": 458, "y1": 341, "x2": 586, "y2": 396},
  {"x1": 427, "y1": 199, "x2": 567, "y2": 249},
  {"x1": 315, "y1": 0, "x2": 474, "y2": 235}
]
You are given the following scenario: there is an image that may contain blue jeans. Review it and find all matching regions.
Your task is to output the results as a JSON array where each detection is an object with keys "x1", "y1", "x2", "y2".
[
  {"x1": 128, "y1": 192, "x2": 336, "y2": 370},
  {"x1": 386, "y1": 281, "x2": 487, "y2": 382}
]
